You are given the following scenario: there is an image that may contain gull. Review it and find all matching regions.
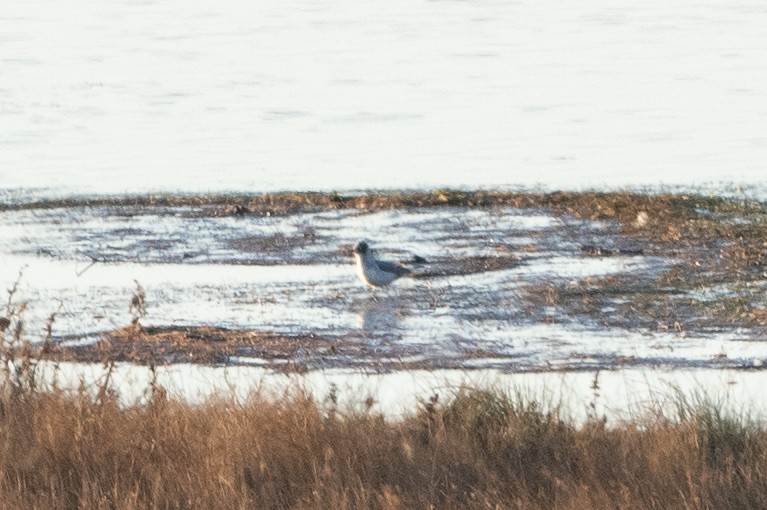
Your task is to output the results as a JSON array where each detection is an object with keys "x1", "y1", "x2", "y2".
[{"x1": 353, "y1": 240, "x2": 414, "y2": 287}]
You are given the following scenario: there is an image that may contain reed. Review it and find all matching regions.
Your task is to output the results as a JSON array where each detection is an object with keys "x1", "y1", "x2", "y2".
[{"x1": 0, "y1": 381, "x2": 765, "y2": 509}]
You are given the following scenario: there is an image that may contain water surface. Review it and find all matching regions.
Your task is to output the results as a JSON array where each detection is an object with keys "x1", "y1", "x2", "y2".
[{"x1": 2, "y1": 0, "x2": 767, "y2": 198}]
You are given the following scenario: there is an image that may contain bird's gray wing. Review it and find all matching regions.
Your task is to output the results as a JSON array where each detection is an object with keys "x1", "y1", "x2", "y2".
[{"x1": 376, "y1": 260, "x2": 412, "y2": 276}]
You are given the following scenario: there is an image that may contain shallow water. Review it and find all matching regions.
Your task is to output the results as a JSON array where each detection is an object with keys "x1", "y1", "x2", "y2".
[
  {"x1": 2, "y1": 0, "x2": 767, "y2": 198},
  {"x1": 1, "y1": 203, "x2": 764, "y2": 372},
  {"x1": 35, "y1": 361, "x2": 767, "y2": 424}
]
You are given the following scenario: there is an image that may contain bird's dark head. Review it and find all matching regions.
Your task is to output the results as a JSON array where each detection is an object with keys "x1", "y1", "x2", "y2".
[{"x1": 353, "y1": 240, "x2": 369, "y2": 255}]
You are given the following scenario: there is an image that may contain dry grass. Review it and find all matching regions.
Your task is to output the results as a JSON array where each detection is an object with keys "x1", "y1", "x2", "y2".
[{"x1": 0, "y1": 384, "x2": 766, "y2": 509}]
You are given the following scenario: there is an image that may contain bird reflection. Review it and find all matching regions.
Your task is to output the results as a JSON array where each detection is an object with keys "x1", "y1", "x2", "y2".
[{"x1": 358, "y1": 299, "x2": 399, "y2": 333}]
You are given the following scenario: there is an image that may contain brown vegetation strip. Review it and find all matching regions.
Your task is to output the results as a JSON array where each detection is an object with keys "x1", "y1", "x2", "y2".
[
  {"x1": 43, "y1": 326, "x2": 338, "y2": 367},
  {"x1": 42, "y1": 326, "x2": 521, "y2": 372},
  {"x1": 4, "y1": 188, "x2": 764, "y2": 218},
  {"x1": 0, "y1": 386, "x2": 765, "y2": 509}
]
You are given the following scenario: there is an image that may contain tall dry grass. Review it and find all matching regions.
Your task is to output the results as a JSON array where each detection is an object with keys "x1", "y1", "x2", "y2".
[{"x1": 0, "y1": 383, "x2": 765, "y2": 510}]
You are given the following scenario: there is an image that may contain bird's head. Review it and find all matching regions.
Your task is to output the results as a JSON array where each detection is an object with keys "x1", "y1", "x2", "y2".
[{"x1": 353, "y1": 240, "x2": 369, "y2": 255}]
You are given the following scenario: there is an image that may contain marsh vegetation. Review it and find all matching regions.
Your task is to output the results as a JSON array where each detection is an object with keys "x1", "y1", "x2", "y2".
[{"x1": 1, "y1": 377, "x2": 766, "y2": 509}]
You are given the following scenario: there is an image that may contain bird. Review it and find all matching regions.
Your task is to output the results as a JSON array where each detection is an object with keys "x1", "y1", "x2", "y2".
[{"x1": 353, "y1": 240, "x2": 413, "y2": 287}]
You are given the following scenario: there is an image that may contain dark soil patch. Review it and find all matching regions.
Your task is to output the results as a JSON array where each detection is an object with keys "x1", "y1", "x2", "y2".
[{"x1": 414, "y1": 255, "x2": 522, "y2": 278}]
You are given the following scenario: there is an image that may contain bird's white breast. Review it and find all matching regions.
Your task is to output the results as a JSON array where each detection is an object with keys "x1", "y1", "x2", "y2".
[{"x1": 355, "y1": 253, "x2": 398, "y2": 287}]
